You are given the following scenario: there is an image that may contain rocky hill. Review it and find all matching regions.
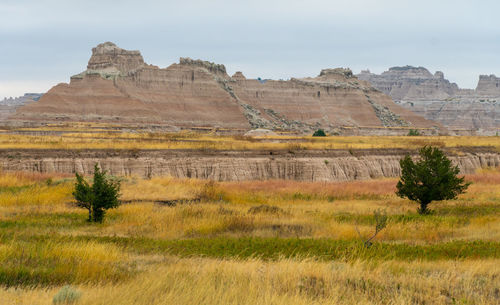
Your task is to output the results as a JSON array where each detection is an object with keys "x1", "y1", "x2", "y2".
[
  {"x1": 10, "y1": 42, "x2": 438, "y2": 134},
  {"x1": 357, "y1": 66, "x2": 461, "y2": 101},
  {"x1": 0, "y1": 93, "x2": 43, "y2": 121},
  {"x1": 476, "y1": 74, "x2": 500, "y2": 96},
  {"x1": 357, "y1": 67, "x2": 500, "y2": 134}
]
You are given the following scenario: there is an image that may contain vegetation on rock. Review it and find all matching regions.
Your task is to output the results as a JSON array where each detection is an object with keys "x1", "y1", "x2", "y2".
[
  {"x1": 407, "y1": 129, "x2": 421, "y2": 136},
  {"x1": 312, "y1": 129, "x2": 326, "y2": 137}
]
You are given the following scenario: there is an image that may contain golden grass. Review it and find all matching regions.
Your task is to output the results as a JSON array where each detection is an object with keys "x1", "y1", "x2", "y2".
[
  {"x1": 0, "y1": 240, "x2": 132, "y2": 283},
  {"x1": 0, "y1": 182, "x2": 73, "y2": 207},
  {"x1": 0, "y1": 167, "x2": 499, "y2": 304},
  {"x1": 1, "y1": 126, "x2": 499, "y2": 304},
  {"x1": 0, "y1": 127, "x2": 499, "y2": 150},
  {"x1": 1, "y1": 257, "x2": 498, "y2": 305},
  {"x1": 1, "y1": 169, "x2": 499, "y2": 243},
  {"x1": 120, "y1": 176, "x2": 203, "y2": 201}
]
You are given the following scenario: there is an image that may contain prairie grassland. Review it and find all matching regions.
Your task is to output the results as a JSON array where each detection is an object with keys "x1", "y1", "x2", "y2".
[
  {"x1": 1, "y1": 257, "x2": 499, "y2": 305},
  {"x1": 2, "y1": 172, "x2": 499, "y2": 243},
  {"x1": 0, "y1": 125, "x2": 499, "y2": 150},
  {"x1": 0, "y1": 168, "x2": 499, "y2": 304}
]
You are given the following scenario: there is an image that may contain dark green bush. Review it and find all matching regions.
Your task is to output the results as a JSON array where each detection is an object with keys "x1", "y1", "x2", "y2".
[
  {"x1": 407, "y1": 129, "x2": 421, "y2": 136},
  {"x1": 73, "y1": 164, "x2": 121, "y2": 222},
  {"x1": 396, "y1": 146, "x2": 470, "y2": 214},
  {"x1": 312, "y1": 129, "x2": 326, "y2": 137}
]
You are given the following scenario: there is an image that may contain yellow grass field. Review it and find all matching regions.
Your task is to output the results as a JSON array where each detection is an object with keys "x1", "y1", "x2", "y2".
[
  {"x1": 0, "y1": 165, "x2": 499, "y2": 304},
  {"x1": 0, "y1": 127, "x2": 499, "y2": 304},
  {"x1": 0, "y1": 123, "x2": 499, "y2": 150}
]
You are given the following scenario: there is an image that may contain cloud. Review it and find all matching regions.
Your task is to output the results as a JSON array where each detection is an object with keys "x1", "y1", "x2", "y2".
[{"x1": 1, "y1": 0, "x2": 500, "y2": 96}]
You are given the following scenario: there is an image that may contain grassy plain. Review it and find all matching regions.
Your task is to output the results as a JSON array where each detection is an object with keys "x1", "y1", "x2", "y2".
[
  {"x1": 0, "y1": 123, "x2": 499, "y2": 150},
  {"x1": 0, "y1": 125, "x2": 499, "y2": 304},
  {"x1": 0, "y1": 166, "x2": 499, "y2": 304}
]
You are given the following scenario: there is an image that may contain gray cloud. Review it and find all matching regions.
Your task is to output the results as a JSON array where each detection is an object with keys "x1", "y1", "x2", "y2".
[{"x1": 1, "y1": 0, "x2": 500, "y2": 98}]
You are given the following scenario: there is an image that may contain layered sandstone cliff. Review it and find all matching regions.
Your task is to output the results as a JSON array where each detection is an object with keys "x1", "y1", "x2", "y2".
[
  {"x1": 357, "y1": 67, "x2": 500, "y2": 133},
  {"x1": 0, "y1": 93, "x2": 42, "y2": 121},
  {"x1": 396, "y1": 100, "x2": 500, "y2": 133},
  {"x1": 1, "y1": 148, "x2": 498, "y2": 182},
  {"x1": 11, "y1": 42, "x2": 438, "y2": 133},
  {"x1": 357, "y1": 66, "x2": 460, "y2": 101},
  {"x1": 476, "y1": 75, "x2": 500, "y2": 96}
]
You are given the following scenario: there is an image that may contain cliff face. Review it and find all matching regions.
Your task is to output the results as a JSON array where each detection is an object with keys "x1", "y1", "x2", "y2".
[
  {"x1": 397, "y1": 100, "x2": 500, "y2": 133},
  {"x1": 1, "y1": 149, "x2": 498, "y2": 182},
  {"x1": 476, "y1": 75, "x2": 500, "y2": 96},
  {"x1": 11, "y1": 42, "x2": 438, "y2": 133},
  {"x1": 357, "y1": 67, "x2": 500, "y2": 133},
  {"x1": 357, "y1": 66, "x2": 460, "y2": 101},
  {"x1": 0, "y1": 93, "x2": 42, "y2": 121},
  {"x1": 87, "y1": 41, "x2": 145, "y2": 74}
]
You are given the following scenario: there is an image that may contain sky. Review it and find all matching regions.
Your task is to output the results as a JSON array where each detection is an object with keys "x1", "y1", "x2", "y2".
[{"x1": 1, "y1": 0, "x2": 500, "y2": 99}]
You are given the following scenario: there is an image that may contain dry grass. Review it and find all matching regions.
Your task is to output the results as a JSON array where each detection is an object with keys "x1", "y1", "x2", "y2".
[
  {"x1": 0, "y1": 125, "x2": 499, "y2": 150},
  {"x1": 0, "y1": 171, "x2": 68, "y2": 187},
  {"x1": 120, "y1": 176, "x2": 203, "y2": 201},
  {"x1": 1, "y1": 169, "x2": 499, "y2": 242},
  {"x1": 1, "y1": 257, "x2": 498, "y2": 305},
  {"x1": 0, "y1": 239, "x2": 134, "y2": 286},
  {"x1": 0, "y1": 167, "x2": 499, "y2": 304},
  {"x1": 0, "y1": 183, "x2": 73, "y2": 207}
]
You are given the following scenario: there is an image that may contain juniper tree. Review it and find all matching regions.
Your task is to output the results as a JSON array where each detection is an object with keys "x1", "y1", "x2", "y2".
[
  {"x1": 312, "y1": 129, "x2": 326, "y2": 137},
  {"x1": 396, "y1": 146, "x2": 470, "y2": 214},
  {"x1": 73, "y1": 164, "x2": 121, "y2": 222}
]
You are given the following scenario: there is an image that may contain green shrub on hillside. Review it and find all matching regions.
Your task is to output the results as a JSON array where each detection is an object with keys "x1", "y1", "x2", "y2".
[
  {"x1": 407, "y1": 129, "x2": 421, "y2": 136},
  {"x1": 312, "y1": 129, "x2": 326, "y2": 137}
]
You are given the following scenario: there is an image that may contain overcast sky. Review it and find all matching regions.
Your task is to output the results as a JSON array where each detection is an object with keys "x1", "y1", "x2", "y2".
[{"x1": 1, "y1": 0, "x2": 500, "y2": 99}]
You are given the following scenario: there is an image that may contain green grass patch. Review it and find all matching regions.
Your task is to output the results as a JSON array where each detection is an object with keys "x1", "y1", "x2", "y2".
[
  {"x1": 0, "y1": 213, "x2": 88, "y2": 230},
  {"x1": 10, "y1": 234, "x2": 496, "y2": 262},
  {"x1": 1, "y1": 234, "x2": 498, "y2": 287},
  {"x1": 0, "y1": 185, "x2": 31, "y2": 193},
  {"x1": 435, "y1": 204, "x2": 500, "y2": 217},
  {"x1": 122, "y1": 237, "x2": 499, "y2": 261},
  {"x1": 329, "y1": 203, "x2": 500, "y2": 227},
  {"x1": 284, "y1": 192, "x2": 385, "y2": 202}
]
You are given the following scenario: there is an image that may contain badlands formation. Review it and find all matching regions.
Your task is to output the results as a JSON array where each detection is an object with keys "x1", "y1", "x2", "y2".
[
  {"x1": 11, "y1": 42, "x2": 438, "y2": 134},
  {"x1": 0, "y1": 93, "x2": 42, "y2": 121},
  {"x1": 3, "y1": 44, "x2": 500, "y2": 182},
  {"x1": 1, "y1": 147, "x2": 499, "y2": 181},
  {"x1": 357, "y1": 66, "x2": 500, "y2": 134}
]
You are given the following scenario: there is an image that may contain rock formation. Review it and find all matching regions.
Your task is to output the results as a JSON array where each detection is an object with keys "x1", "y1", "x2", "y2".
[
  {"x1": 1, "y1": 148, "x2": 498, "y2": 182},
  {"x1": 357, "y1": 66, "x2": 460, "y2": 101},
  {"x1": 0, "y1": 93, "x2": 42, "y2": 121},
  {"x1": 86, "y1": 41, "x2": 144, "y2": 74},
  {"x1": 476, "y1": 75, "x2": 500, "y2": 96},
  {"x1": 10, "y1": 42, "x2": 438, "y2": 134},
  {"x1": 357, "y1": 67, "x2": 500, "y2": 133},
  {"x1": 396, "y1": 100, "x2": 499, "y2": 133}
]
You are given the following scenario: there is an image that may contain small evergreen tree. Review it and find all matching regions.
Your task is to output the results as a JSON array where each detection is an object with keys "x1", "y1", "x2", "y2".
[
  {"x1": 396, "y1": 146, "x2": 470, "y2": 214},
  {"x1": 312, "y1": 129, "x2": 326, "y2": 137},
  {"x1": 73, "y1": 164, "x2": 121, "y2": 222},
  {"x1": 407, "y1": 129, "x2": 421, "y2": 136}
]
